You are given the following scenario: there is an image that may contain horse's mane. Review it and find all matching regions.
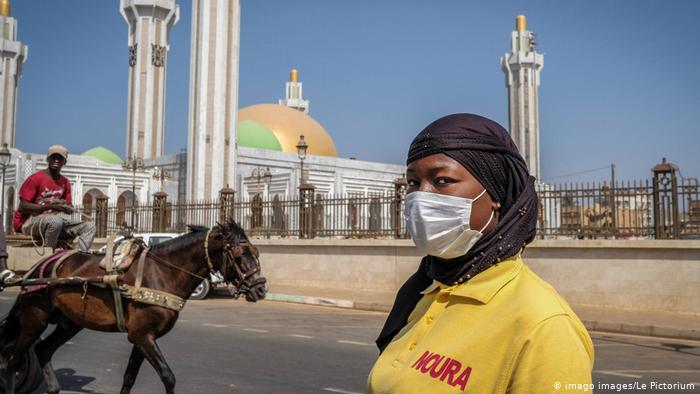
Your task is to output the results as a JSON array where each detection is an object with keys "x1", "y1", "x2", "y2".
[{"x1": 149, "y1": 219, "x2": 248, "y2": 255}]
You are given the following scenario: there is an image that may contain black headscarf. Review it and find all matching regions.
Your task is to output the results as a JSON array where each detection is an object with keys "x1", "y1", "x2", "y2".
[{"x1": 376, "y1": 113, "x2": 539, "y2": 352}]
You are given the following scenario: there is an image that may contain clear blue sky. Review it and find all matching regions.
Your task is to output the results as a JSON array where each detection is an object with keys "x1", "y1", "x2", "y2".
[{"x1": 12, "y1": 0, "x2": 700, "y2": 183}]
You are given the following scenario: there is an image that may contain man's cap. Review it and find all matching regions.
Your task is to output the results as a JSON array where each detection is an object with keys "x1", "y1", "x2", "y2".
[{"x1": 47, "y1": 145, "x2": 68, "y2": 160}]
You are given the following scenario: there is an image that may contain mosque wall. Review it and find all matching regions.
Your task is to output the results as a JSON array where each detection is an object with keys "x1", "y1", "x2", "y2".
[
  {"x1": 236, "y1": 147, "x2": 405, "y2": 199},
  {"x1": 0, "y1": 145, "x2": 404, "y2": 222}
]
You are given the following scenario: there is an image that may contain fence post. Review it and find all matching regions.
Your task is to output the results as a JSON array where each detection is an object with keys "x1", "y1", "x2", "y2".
[
  {"x1": 152, "y1": 191, "x2": 168, "y2": 232},
  {"x1": 95, "y1": 195, "x2": 109, "y2": 238},
  {"x1": 219, "y1": 186, "x2": 235, "y2": 223},
  {"x1": 652, "y1": 158, "x2": 680, "y2": 239},
  {"x1": 299, "y1": 183, "x2": 316, "y2": 239},
  {"x1": 393, "y1": 177, "x2": 407, "y2": 238}
]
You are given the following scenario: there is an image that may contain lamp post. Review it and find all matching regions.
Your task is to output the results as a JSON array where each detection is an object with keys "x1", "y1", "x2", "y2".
[
  {"x1": 248, "y1": 167, "x2": 272, "y2": 196},
  {"x1": 296, "y1": 135, "x2": 308, "y2": 186},
  {"x1": 0, "y1": 144, "x2": 11, "y2": 232},
  {"x1": 153, "y1": 166, "x2": 171, "y2": 193},
  {"x1": 122, "y1": 154, "x2": 144, "y2": 232}
]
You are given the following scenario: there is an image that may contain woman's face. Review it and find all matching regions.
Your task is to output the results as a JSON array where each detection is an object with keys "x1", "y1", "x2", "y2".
[{"x1": 406, "y1": 153, "x2": 499, "y2": 233}]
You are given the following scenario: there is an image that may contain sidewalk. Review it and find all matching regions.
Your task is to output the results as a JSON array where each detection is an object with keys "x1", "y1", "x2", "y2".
[{"x1": 266, "y1": 284, "x2": 700, "y2": 341}]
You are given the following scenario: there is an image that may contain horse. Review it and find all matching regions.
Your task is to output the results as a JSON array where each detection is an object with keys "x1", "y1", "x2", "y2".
[{"x1": 0, "y1": 219, "x2": 267, "y2": 394}]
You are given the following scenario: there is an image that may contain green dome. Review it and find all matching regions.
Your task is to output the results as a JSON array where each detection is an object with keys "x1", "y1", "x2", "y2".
[
  {"x1": 82, "y1": 146, "x2": 122, "y2": 164},
  {"x1": 237, "y1": 120, "x2": 283, "y2": 151}
]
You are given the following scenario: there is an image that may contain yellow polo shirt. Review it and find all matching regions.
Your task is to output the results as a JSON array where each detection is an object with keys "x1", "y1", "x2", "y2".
[{"x1": 367, "y1": 254, "x2": 594, "y2": 393}]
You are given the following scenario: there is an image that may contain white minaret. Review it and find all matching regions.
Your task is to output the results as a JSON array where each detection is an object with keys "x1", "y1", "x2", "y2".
[
  {"x1": 0, "y1": 0, "x2": 27, "y2": 148},
  {"x1": 279, "y1": 68, "x2": 310, "y2": 114},
  {"x1": 187, "y1": 0, "x2": 241, "y2": 200},
  {"x1": 501, "y1": 15, "x2": 544, "y2": 180},
  {"x1": 120, "y1": 0, "x2": 179, "y2": 160}
]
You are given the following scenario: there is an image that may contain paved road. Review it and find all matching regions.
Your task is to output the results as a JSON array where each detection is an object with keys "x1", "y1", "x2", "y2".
[{"x1": 0, "y1": 292, "x2": 698, "y2": 393}]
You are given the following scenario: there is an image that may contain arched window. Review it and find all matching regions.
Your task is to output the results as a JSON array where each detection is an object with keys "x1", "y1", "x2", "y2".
[
  {"x1": 117, "y1": 191, "x2": 137, "y2": 227},
  {"x1": 82, "y1": 188, "x2": 105, "y2": 218}
]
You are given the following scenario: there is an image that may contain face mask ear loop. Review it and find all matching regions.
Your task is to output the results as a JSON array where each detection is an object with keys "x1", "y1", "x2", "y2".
[
  {"x1": 478, "y1": 208, "x2": 495, "y2": 233},
  {"x1": 473, "y1": 188, "x2": 487, "y2": 201}
]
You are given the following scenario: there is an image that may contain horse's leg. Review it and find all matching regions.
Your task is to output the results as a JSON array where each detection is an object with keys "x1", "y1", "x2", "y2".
[
  {"x1": 35, "y1": 319, "x2": 82, "y2": 367},
  {"x1": 34, "y1": 320, "x2": 83, "y2": 394},
  {"x1": 130, "y1": 335, "x2": 176, "y2": 394},
  {"x1": 4, "y1": 303, "x2": 49, "y2": 394},
  {"x1": 119, "y1": 345, "x2": 144, "y2": 394},
  {"x1": 42, "y1": 362, "x2": 60, "y2": 394}
]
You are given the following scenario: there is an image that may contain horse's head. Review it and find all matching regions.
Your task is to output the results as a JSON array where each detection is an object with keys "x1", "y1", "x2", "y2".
[{"x1": 208, "y1": 220, "x2": 268, "y2": 302}]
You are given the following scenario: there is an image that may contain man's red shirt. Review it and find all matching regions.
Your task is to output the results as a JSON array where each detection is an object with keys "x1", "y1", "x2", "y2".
[{"x1": 12, "y1": 171, "x2": 72, "y2": 232}]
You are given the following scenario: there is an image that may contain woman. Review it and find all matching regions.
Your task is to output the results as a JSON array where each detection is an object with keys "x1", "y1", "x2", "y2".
[{"x1": 367, "y1": 114, "x2": 593, "y2": 393}]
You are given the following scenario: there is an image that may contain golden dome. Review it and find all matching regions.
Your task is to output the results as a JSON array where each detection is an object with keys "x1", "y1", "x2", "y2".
[
  {"x1": 238, "y1": 104, "x2": 338, "y2": 157},
  {"x1": 0, "y1": 0, "x2": 10, "y2": 17}
]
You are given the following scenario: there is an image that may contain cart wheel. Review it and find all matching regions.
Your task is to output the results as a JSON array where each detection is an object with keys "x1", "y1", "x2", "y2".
[{"x1": 0, "y1": 345, "x2": 44, "y2": 394}]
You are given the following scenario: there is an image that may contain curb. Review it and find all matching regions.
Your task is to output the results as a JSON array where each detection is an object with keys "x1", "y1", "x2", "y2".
[
  {"x1": 265, "y1": 293, "x2": 700, "y2": 341},
  {"x1": 582, "y1": 319, "x2": 700, "y2": 342}
]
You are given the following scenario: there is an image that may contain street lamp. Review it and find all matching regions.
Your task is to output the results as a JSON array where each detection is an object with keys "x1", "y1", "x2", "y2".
[
  {"x1": 122, "y1": 154, "x2": 144, "y2": 232},
  {"x1": 248, "y1": 167, "x2": 272, "y2": 196},
  {"x1": 0, "y1": 144, "x2": 11, "y2": 232},
  {"x1": 153, "y1": 166, "x2": 171, "y2": 193},
  {"x1": 296, "y1": 135, "x2": 308, "y2": 186}
]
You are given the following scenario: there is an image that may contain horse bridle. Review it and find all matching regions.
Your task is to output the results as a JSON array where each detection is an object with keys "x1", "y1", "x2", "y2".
[{"x1": 204, "y1": 228, "x2": 265, "y2": 298}]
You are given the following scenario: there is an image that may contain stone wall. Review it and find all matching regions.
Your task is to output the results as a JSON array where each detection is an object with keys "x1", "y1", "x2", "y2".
[{"x1": 252, "y1": 239, "x2": 700, "y2": 314}]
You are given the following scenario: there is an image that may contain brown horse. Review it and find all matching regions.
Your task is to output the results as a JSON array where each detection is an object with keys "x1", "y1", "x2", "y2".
[{"x1": 0, "y1": 220, "x2": 267, "y2": 394}]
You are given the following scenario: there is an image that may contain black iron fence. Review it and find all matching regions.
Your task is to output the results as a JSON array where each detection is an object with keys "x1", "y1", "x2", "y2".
[
  {"x1": 69, "y1": 161, "x2": 699, "y2": 240},
  {"x1": 537, "y1": 178, "x2": 700, "y2": 239},
  {"x1": 79, "y1": 190, "x2": 409, "y2": 240}
]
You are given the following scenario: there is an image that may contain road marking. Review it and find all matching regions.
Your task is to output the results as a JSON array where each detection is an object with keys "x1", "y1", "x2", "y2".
[
  {"x1": 288, "y1": 334, "x2": 314, "y2": 339},
  {"x1": 243, "y1": 328, "x2": 269, "y2": 333},
  {"x1": 337, "y1": 340, "x2": 372, "y2": 346},
  {"x1": 609, "y1": 370, "x2": 700, "y2": 374},
  {"x1": 66, "y1": 341, "x2": 75, "y2": 345},
  {"x1": 596, "y1": 371, "x2": 643, "y2": 378},
  {"x1": 323, "y1": 388, "x2": 362, "y2": 394},
  {"x1": 203, "y1": 323, "x2": 228, "y2": 328}
]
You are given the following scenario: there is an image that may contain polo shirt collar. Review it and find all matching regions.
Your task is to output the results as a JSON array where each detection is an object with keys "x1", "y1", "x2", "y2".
[{"x1": 420, "y1": 254, "x2": 523, "y2": 304}]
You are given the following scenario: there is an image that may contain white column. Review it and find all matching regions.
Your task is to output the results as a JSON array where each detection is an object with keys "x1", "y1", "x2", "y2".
[
  {"x1": 187, "y1": 0, "x2": 240, "y2": 200},
  {"x1": 108, "y1": 176, "x2": 119, "y2": 201},
  {"x1": 0, "y1": 11, "x2": 27, "y2": 147},
  {"x1": 121, "y1": 0, "x2": 179, "y2": 160}
]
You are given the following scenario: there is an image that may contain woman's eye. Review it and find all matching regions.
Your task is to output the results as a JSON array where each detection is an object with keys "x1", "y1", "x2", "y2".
[
  {"x1": 407, "y1": 179, "x2": 419, "y2": 186},
  {"x1": 435, "y1": 177, "x2": 454, "y2": 185}
]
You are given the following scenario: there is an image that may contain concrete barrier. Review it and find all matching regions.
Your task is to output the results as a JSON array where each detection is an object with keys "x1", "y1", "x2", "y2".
[{"x1": 252, "y1": 238, "x2": 700, "y2": 315}]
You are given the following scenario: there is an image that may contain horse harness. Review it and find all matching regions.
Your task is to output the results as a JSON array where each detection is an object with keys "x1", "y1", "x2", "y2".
[
  {"x1": 20, "y1": 230, "x2": 256, "y2": 332},
  {"x1": 103, "y1": 229, "x2": 258, "y2": 332},
  {"x1": 204, "y1": 228, "x2": 265, "y2": 298}
]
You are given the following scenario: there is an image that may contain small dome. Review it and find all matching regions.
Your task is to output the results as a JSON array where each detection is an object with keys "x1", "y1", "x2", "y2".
[
  {"x1": 82, "y1": 146, "x2": 122, "y2": 164},
  {"x1": 238, "y1": 104, "x2": 338, "y2": 157},
  {"x1": 237, "y1": 120, "x2": 283, "y2": 151}
]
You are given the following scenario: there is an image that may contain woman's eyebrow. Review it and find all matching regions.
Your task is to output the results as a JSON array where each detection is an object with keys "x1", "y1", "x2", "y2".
[{"x1": 427, "y1": 165, "x2": 450, "y2": 174}]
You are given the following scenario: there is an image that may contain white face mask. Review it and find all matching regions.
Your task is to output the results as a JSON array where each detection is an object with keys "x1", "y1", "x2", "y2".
[{"x1": 404, "y1": 190, "x2": 494, "y2": 259}]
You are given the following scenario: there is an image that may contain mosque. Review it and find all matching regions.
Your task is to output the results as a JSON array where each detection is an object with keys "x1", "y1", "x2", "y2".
[{"x1": 0, "y1": 0, "x2": 544, "y2": 231}]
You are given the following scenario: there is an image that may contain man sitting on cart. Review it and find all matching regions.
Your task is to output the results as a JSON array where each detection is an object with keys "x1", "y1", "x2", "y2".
[{"x1": 12, "y1": 145, "x2": 95, "y2": 255}]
